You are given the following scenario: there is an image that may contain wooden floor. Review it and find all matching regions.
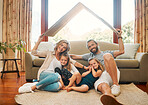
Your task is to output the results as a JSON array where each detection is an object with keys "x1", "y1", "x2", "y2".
[
  {"x1": 0, "y1": 72, "x2": 147, "y2": 105},
  {"x1": 0, "y1": 72, "x2": 26, "y2": 105}
]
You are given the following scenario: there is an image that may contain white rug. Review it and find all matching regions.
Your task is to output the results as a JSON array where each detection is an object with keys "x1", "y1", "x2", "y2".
[{"x1": 15, "y1": 83, "x2": 148, "y2": 105}]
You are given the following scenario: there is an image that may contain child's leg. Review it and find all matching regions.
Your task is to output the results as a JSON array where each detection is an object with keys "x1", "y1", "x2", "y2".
[
  {"x1": 74, "y1": 72, "x2": 82, "y2": 84},
  {"x1": 67, "y1": 85, "x2": 89, "y2": 92},
  {"x1": 65, "y1": 72, "x2": 82, "y2": 89},
  {"x1": 67, "y1": 73, "x2": 78, "y2": 87}
]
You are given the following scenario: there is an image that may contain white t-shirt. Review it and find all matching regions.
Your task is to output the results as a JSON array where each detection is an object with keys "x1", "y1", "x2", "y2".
[
  {"x1": 44, "y1": 56, "x2": 78, "y2": 74},
  {"x1": 45, "y1": 57, "x2": 62, "y2": 73}
]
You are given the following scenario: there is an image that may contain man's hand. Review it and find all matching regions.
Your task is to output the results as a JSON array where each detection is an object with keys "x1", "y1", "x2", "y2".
[
  {"x1": 113, "y1": 29, "x2": 124, "y2": 57},
  {"x1": 116, "y1": 29, "x2": 122, "y2": 37}
]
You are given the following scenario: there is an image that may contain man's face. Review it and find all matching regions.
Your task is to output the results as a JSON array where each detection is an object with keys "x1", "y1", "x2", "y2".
[{"x1": 87, "y1": 41, "x2": 98, "y2": 54}]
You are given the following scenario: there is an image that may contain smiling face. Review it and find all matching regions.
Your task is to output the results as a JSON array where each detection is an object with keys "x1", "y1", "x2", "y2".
[
  {"x1": 60, "y1": 56, "x2": 68, "y2": 66},
  {"x1": 57, "y1": 42, "x2": 68, "y2": 53},
  {"x1": 87, "y1": 41, "x2": 99, "y2": 54},
  {"x1": 89, "y1": 59, "x2": 99, "y2": 69}
]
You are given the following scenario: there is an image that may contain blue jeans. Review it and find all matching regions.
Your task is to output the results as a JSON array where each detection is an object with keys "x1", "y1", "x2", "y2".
[{"x1": 36, "y1": 72, "x2": 61, "y2": 92}]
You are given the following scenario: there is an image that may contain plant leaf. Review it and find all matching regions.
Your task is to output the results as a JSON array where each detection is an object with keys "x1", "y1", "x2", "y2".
[{"x1": 12, "y1": 48, "x2": 15, "y2": 53}]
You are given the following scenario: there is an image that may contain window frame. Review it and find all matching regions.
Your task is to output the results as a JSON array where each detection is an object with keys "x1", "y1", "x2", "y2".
[{"x1": 41, "y1": 0, "x2": 121, "y2": 43}]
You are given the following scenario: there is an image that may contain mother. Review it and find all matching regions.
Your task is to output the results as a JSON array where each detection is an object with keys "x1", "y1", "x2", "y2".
[{"x1": 19, "y1": 35, "x2": 84, "y2": 93}]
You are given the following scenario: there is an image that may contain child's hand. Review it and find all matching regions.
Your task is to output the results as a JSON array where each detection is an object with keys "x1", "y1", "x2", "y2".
[
  {"x1": 89, "y1": 66, "x2": 92, "y2": 71},
  {"x1": 91, "y1": 66, "x2": 94, "y2": 70}
]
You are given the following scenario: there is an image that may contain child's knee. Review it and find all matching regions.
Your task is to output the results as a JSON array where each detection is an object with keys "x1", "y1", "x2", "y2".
[
  {"x1": 74, "y1": 72, "x2": 81, "y2": 77},
  {"x1": 82, "y1": 85, "x2": 89, "y2": 92}
]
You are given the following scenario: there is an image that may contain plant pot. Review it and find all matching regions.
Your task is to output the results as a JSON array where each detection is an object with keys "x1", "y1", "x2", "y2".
[{"x1": 3, "y1": 48, "x2": 15, "y2": 59}]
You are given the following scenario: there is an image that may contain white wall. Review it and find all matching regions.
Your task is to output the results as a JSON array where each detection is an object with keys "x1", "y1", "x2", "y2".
[{"x1": 0, "y1": 0, "x2": 3, "y2": 71}]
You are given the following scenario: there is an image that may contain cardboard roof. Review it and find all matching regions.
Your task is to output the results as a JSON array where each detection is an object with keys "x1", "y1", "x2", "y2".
[{"x1": 43, "y1": 2, "x2": 118, "y2": 37}]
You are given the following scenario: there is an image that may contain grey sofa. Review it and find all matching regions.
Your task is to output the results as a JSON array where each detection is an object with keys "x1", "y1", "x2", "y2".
[{"x1": 25, "y1": 41, "x2": 148, "y2": 83}]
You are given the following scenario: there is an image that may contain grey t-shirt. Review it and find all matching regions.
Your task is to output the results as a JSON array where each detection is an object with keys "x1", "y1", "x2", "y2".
[{"x1": 82, "y1": 50, "x2": 114, "y2": 66}]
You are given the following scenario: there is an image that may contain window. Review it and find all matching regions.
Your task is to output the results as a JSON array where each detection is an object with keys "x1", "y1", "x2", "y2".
[
  {"x1": 31, "y1": 0, "x2": 135, "y2": 45},
  {"x1": 31, "y1": 0, "x2": 41, "y2": 49},
  {"x1": 48, "y1": 0, "x2": 113, "y2": 43},
  {"x1": 121, "y1": 0, "x2": 135, "y2": 43}
]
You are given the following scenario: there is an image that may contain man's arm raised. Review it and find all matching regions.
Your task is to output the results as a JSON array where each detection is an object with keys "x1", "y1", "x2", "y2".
[{"x1": 113, "y1": 29, "x2": 125, "y2": 58}]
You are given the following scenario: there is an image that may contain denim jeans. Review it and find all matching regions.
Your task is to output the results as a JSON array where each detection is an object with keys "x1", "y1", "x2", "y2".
[{"x1": 36, "y1": 71, "x2": 61, "y2": 92}]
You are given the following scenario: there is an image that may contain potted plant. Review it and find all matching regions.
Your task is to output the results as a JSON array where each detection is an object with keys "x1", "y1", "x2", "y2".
[{"x1": 0, "y1": 40, "x2": 26, "y2": 59}]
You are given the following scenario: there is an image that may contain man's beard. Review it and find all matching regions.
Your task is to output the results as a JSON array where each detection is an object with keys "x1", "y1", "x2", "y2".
[{"x1": 90, "y1": 46, "x2": 98, "y2": 54}]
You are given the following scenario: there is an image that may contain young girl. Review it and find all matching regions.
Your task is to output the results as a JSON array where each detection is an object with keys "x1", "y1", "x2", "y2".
[
  {"x1": 55, "y1": 52, "x2": 80, "y2": 87},
  {"x1": 65, "y1": 58, "x2": 104, "y2": 92}
]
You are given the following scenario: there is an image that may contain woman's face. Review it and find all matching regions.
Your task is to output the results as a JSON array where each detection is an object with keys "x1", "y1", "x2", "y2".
[
  {"x1": 89, "y1": 59, "x2": 99, "y2": 69},
  {"x1": 57, "y1": 43, "x2": 68, "y2": 53},
  {"x1": 60, "y1": 56, "x2": 68, "y2": 66}
]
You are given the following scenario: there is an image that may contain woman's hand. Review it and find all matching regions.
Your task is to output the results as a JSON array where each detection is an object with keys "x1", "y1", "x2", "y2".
[
  {"x1": 32, "y1": 34, "x2": 44, "y2": 51},
  {"x1": 38, "y1": 34, "x2": 44, "y2": 42}
]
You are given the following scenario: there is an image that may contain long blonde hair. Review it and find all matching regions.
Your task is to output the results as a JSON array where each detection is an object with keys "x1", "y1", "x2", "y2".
[
  {"x1": 88, "y1": 58, "x2": 104, "y2": 71},
  {"x1": 60, "y1": 52, "x2": 71, "y2": 72},
  {"x1": 54, "y1": 40, "x2": 70, "y2": 53}
]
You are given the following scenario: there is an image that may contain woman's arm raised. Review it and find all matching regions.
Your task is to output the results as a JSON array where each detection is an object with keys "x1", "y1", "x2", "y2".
[
  {"x1": 31, "y1": 35, "x2": 47, "y2": 57},
  {"x1": 32, "y1": 34, "x2": 44, "y2": 51}
]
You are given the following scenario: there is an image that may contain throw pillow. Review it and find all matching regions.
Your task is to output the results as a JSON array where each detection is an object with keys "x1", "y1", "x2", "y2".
[{"x1": 116, "y1": 43, "x2": 140, "y2": 59}]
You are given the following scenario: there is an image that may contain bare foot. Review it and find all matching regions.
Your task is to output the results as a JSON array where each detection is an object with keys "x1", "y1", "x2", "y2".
[
  {"x1": 63, "y1": 86, "x2": 69, "y2": 90},
  {"x1": 67, "y1": 87, "x2": 73, "y2": 92},
  {"x1": 61, "y1": 86, "x2": 66, "y2": 90}
]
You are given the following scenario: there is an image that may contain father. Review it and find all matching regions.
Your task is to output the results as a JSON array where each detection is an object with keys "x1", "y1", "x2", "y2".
[{"x1": 70, "y1": 29, "x2": 124, "y2": 105}]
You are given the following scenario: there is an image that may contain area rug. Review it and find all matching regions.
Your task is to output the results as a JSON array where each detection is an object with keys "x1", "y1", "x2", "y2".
[{"x1": 15, "y1": 83, "x2": 148, "y2": 105}]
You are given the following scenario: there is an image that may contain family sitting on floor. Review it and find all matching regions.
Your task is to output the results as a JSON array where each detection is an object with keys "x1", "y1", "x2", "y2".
[{"x1": 18, "y1": 29, "x2": 124, "y2": 105}]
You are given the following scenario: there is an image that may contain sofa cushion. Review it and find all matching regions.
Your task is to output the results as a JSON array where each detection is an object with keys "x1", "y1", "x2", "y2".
[
  {"x1": 116, "y1": 43, "x2": 140, "y2": 59},
  {"x1": 69, "y1": 41, "x2": 119, "y2": 55},
  {"x1": 115, "y1": 59, "x2": 139, "y2": 68},
  {"x1": 33, "y1": 58, "x2": 45, "y2": 66}
]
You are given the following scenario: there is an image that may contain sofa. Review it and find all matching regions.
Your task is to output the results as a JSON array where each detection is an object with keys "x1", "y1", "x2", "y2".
[{"x1": 25, "y1": 41, "x2": 148, "y2": 83}]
